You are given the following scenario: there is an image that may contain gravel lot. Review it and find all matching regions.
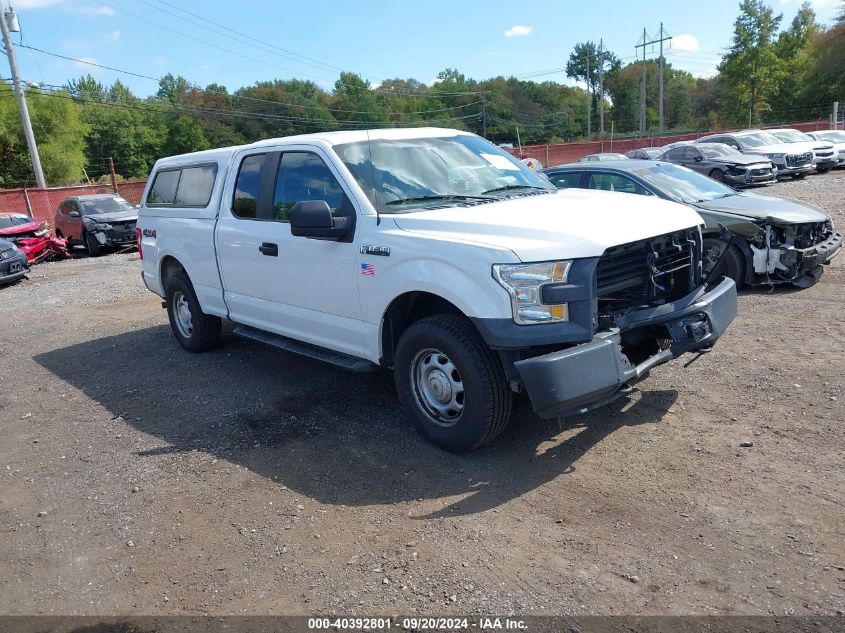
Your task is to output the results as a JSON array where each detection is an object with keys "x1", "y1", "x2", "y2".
[{"x1": 1, "y1": 173, "x2": 843, "y2": 617}]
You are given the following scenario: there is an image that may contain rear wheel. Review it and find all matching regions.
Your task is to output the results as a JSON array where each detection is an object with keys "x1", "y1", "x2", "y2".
[
  {"x1": 704, "y1": 239, "x2": 747, "y2": 289},
  {"x1": 708, "y1": 168, "x2": 725, "y2": 182},
  {"x1": 164, "y1": 271, "x2": 222, "y2": 353},
  {"x1": 394, "y1": 314, "x2": 512, "y2": 453}
]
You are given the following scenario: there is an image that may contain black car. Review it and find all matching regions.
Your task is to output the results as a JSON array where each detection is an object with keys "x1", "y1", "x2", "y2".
[
  {"x1": 0, "y1": 237, "x2": 30, "y2": 285},
  {"x1": 541, "y1": 160, "x2": 842, "y2": 288},
  {"x1": 659, "y1": 143, "x2": 776, "y2": 186}
]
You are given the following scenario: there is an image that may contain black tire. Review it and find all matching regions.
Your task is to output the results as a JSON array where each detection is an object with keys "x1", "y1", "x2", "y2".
[
  {"x1": 793, "y1": 173, "x2": 806, "y2": 180},
  {"x1": 84, "y1": 231, "x2": 101, "y2": 257},
  {"x1": 163, "y1": 271, "x2": 222, "y2": 353},
  {"x1": 703, "y1": 239, "x2": 747, "y2": 289},
  {"x1": 708, "y1": 168, "x2": 725, "y2": 182},
  {"x1": 816, "y1": 167, "x2": 832, "y2": 174},
  {"x1": 394, "y1": 314, "x2": 513, "y2": 453}
]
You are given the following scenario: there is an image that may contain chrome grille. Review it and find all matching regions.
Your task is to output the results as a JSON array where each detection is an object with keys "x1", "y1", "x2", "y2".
[{"x1": 786, "y1": 152, "x2": 813, "y2": 167}]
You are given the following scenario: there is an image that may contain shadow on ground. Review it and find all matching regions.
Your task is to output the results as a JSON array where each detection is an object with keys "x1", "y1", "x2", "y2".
[{"x1": 35, "y1": 326, "x2": 676, "y2": 517}]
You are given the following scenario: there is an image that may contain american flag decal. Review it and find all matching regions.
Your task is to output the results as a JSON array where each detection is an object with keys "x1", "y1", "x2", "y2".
[{"x1": 361, "y1": 262, "x2": 375, "y2": 276}]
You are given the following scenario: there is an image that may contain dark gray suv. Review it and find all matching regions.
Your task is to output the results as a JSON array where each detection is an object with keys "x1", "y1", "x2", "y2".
[{"x1": 659, "y1": 143, "x2": 776, "y2": 186}]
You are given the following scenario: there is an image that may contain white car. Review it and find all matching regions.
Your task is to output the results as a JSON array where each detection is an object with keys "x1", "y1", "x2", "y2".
[
  {"x1": 696, "y1": 130, "x2": 815, "y2": 179},
  {"x1": 137, "y1": 128, "x2": 736, "y2": 452},
  {"x1": 766, "y1": 128, "x2": 837, "y2": 173},
  {"x1": 806, "y1": 130, "x2": 845, "y2": 167}
]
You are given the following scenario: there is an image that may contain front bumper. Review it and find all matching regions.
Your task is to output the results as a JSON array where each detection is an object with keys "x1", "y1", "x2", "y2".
[
  {"x1": 815, "y1": 157, "x2": 838, "y2": 170},
  {"x1": 776, "y1": 164, "x2": 814, "y2": 177},
  {"x1": 724, "y1": 168, "x2": 777, "y2": 186},
  {"x1": 0, "y1": 250, "x2": 30, "y2": 285},
  {"x1": 514, "y1": 277, "x2": 737, "y2": 419},
  {"x1": 798, "y1": 231, "x2": 842, "y2": 272},
  {"x1": 92, "y1": 225, "x2": 137, "y2": 248}
]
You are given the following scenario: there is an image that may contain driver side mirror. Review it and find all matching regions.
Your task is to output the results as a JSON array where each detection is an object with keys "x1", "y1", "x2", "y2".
[
  {"x1": 289, "y1": 200, "x2": 349, "y2": 241},
  {"x1": 693, "y1": 155, "x2": 703, "y2": 162},
  {"x1": 68, "y1": 210, "x2": 80, "y2": 218}
]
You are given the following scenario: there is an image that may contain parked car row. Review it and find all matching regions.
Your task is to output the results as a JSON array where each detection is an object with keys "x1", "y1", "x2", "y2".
[
  {"x1": 611, "y1": 127, "x2": 844, "y2": 184},
  {"x1": 0, "y1": 193, "x2": 138, "y2": 286}
]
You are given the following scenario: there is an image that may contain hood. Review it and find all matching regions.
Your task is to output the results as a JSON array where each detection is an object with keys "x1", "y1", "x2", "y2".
[
  {"x1": 741, "y1": 142, "x2": 807, "y2": 155},
  {"x1": 694, "y1": 192, "x2": 829, "y2": 224},
  {"x1": 84, "y1": 210, "x2": 138, "y2": 224},
  {"x1": 391, "y1": 189, "x2": 704, "y2": 261},
  {"x1": 0, "y1": 220, "x2": 43, "y2": 237},
  {"x1": 718, "y1": 154, "x2": 771, "y2": 166}
]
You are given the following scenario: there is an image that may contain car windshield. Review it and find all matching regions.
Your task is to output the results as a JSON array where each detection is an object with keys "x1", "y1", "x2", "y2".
[
  {"x1": 738, "y1": 132, "x2": 782, "y2": 147},
  {"x1": 0, "y1": 214, "x2": 35, "y2": 228},
  {"x1": 812, "y1": 131, "x2": 845, "y2": 143},
  {"x1": 771, "y1": 130, "x2": 810, "y2": 143},
  {"x1": 334, "y1": 135, "x2": 553, "y2": 212},
  {"x1": 699, "y1": 144, "x2": 741, "y2": 158},
  {"x1": 631, "y1": 163, "x2": 736, "y2": 204},
  {"x1": 80, "y1": 197, "x2": 135, "y2": 215}
]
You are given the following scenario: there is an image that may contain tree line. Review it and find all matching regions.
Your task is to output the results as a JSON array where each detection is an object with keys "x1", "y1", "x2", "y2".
[{"x1": 0, "y1": 0, "x2": 841, "y2": 187}]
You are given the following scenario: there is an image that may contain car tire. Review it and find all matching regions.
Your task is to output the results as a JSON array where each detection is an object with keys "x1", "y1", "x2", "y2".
[
  {"x1": 816, "y1": 167, "x2": 832, "y2": 174},
  {"x1": 708, "y1": 168, "x2": 725, "y2": 182},
  {"x1": 793, "y1": 173, "x2": 806, "y2": 180},
  {"x1": 84, "y1": 231, "x2": 101, "y2": 257},
  {"x1": 704, "y1": 239, "x2": 746, "y2": 289},
  {"x1": 394, "y1": 314, "x2": 513, "y2": 453},
  {"x1": 164, "y1": 271, "x2": 222, "y2": 353}
]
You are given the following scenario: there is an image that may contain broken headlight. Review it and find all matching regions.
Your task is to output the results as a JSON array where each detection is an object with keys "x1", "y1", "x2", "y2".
[{"x1": 493, "y1": 260, "x2": 571, "y2": 325}]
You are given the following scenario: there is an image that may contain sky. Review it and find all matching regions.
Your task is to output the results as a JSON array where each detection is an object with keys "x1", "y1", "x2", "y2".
[{"x1": 4, "y1": 0, "x2": 843, "y2": 97}]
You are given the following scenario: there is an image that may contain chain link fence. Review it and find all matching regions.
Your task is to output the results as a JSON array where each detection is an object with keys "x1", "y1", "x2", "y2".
[{"x1": 0, "y1": 180, "x2": 147, "y2": 224}]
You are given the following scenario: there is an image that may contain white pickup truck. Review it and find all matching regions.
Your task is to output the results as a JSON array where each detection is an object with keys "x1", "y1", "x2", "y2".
[{"x1": 137, "y1": 128, "x2": 737, "y2": 452}]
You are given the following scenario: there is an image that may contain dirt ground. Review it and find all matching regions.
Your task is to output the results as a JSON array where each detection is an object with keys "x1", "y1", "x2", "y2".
[{"x1": 1, "y1": 173, "x2": 843, "y2": 618}]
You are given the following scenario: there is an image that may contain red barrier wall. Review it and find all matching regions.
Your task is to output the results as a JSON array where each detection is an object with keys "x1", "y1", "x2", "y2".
[
  {"x1": 508, "y1": 120, "x2": 833, "y2": 167},
  {"x1": 0, "y1": 181, "x2": 147, "y2": 224}
]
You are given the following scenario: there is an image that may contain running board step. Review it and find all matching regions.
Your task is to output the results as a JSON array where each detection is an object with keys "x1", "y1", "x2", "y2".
[{"x1": 233, "y1": 325, "x2": 378, "y2": 373}]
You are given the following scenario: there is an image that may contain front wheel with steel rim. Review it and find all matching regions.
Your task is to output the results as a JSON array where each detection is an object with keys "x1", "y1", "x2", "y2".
[
  {"x1": 394, "y1": 314, "x2": 512, "y2": 453},
  {"x1": 164, "y1": 270, "x2": 222, "y2": 353}
]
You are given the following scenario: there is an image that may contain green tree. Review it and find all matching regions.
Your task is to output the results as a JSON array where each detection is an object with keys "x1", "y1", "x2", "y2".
[{"x1": 718, "y1": 0, "x2": 784, "y2": 126}]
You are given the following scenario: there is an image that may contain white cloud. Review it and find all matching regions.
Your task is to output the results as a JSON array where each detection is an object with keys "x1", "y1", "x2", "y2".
[
  {"x1": 668, "y1": 33, "x2": 700, "y2": 54},
  {"x1": 153, "y1": 56, "x2": 168, "y2": 67},
  {"x1": 104, "y1": 29, "x2": 120, "y2": 42},
  {"x1": 504, "y1": 25, "x2": 533, "y2": 38}
]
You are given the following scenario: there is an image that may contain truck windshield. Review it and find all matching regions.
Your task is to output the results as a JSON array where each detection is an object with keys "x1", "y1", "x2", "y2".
[
  {"x1": 632, "y1": 163, "x2": 736, "y2": 204},
  {"x1": 333, "y1": 135, "x2": 554, "y2": 212},
  {"x1": 738, "y1": 132, "x2": 782, "y2": 148}
]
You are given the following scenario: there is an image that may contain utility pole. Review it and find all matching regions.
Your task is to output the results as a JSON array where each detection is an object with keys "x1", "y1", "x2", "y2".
[
  {"x1": 656, "y1": 23, "x2": 671, "y2": 132},
  {"x1": 108, "y1": 157, "x2": 118, "y2": 193},
  {"x1": 598, "y1": 39, "x2": 605, "y2": 135},
  {"x1": 635, "y1": 24, "x2": 672, "y2": 135},
  {"x1": 834, "y1": 101, "x2": 840, "y2": 130},
  {"x1": 636, "y1": 28, "x2": 647, "y2": 135},
  {"x1": 585, "y1": 49, "x2": 591, "y2": 139},
  {"x1": 1, "y1": 5, "x2": 46, "y2": 188}
]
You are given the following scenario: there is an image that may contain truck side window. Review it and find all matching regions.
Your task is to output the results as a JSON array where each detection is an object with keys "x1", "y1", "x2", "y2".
[
  {"x1": 272, "y1": 152, "x2": 349, "y2": 222},
  {"x1": 547, "y1": 172, "x2": 581, "y2": 189},
  {"x1": 148, "y1": 170, "x2": 180, "y2": 205},
  {"x1": 176, "y1": 165, "x2": 217, "y2": 207},
  {"x1": 232, "y1": 154, "x2": 265, "y2": 219},
  {"x1": 586, "y1": 173, "x2": 649, "y2": 196}
]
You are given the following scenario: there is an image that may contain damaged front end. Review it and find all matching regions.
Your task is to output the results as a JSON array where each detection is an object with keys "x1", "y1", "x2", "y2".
[
  {"x1": 747, "y1": 219, "x2": 841, "y2": 287},
  {"x1": 496, "y1": 227, "x2": 738, "y2": 419},
  {"x1": 0, "y1": 220, "x2": 69, "y2": 264}
]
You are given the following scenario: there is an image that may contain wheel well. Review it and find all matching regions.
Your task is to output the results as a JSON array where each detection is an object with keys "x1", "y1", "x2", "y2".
[
  {"x1": 380, "y1": 292, "x2": 464, "y2": 366},
  {"x1": 160, "y1": 256, "x2": 186, "y2": 288}
]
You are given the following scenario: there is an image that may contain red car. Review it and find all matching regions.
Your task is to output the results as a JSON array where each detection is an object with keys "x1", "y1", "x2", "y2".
[{"x1": 0, "y1": 213, "x2": 68, "y2": 264}]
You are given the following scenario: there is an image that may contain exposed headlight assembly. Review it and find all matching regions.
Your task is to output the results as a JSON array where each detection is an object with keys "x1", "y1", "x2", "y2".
[
  {"x1": 95, "y1": 223, "x2": 113, "y2": 231},
  {"x1": 493, "y1": 261, "x2": 571, "y2": 325}
]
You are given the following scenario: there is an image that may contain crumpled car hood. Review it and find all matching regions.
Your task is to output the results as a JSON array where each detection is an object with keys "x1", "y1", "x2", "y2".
[
  {"x1": 0, "y1": 220, "x2": 43, "y2": 237},
  {"x1": 694, "y1": 193, "x2": 830, "y2": 224}
]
